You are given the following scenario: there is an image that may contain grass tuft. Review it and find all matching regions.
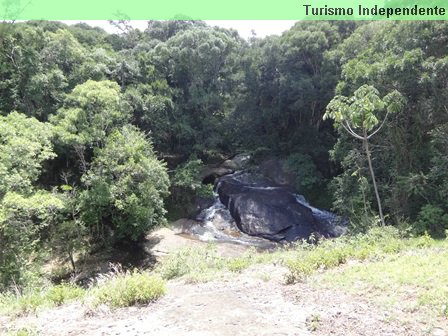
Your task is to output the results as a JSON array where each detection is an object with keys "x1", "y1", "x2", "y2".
[
  {"x1": 4, "y1": 326, "x2": 39, "y2": 336},
  {"x1": 91, "y1": 265, "x2": 166, "y2": 308},
  {"x1": 285, "y1": 226, "x2": 437, "y2": 283},
  {"x1": 0, "y1": 283, "x2": 85, "y2": 315}
]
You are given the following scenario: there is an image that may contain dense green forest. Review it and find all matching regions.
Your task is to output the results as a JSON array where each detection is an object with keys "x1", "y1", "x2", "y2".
[{"x1": 1, "y1": 20, "x2": 448, "y2": 289}]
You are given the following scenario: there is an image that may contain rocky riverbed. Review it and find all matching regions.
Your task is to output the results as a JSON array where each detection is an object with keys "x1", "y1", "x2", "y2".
[{"x1": 182, "y1": 154, "x2": 347, "y2": 246}]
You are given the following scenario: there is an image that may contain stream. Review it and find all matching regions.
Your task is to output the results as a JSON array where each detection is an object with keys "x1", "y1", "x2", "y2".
[{"x1": 188, "y1": 170, "x2": 347, "y2": 247}]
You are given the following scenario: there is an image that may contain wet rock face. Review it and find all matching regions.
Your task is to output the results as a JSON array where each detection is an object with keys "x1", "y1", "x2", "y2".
[{"x1": 216, "y1": 173, "x2": 345, "y2": 242}]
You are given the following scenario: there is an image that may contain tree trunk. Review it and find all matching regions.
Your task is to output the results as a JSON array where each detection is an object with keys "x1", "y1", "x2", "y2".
[
  {"x1": 363, "y1": 138, "x2": 385, "y2": 226},
  {"x1": 69, "y1": 250, "x2": 76, "y2": 273}
]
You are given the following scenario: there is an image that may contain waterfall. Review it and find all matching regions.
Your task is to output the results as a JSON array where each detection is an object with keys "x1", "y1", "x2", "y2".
[{"x1": 195, "y1": 195, "x2": 277, "y2": 248}]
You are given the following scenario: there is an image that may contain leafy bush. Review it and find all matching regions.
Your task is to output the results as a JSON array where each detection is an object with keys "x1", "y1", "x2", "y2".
[
  {"x1": 168, "y1": 158, "x2": 214, "y2": 218},
  {"x1": 80, "y1": 125, "x2": 170, "y2": 242},
  {"x1": 46, "y1": 284, "x2": 85, "y2": 306},
  {"x1": 0, "y1": 112, "x2": 55, "y2": 195},
  {"x1": 250, "y1": 147, "x2": 272, "y2": 163},
  {"x1": 0, "y1": 191, "x2": 65, "y2": 289},
  {"x1": 92, "y1": 268, "x2": 166, "y2": 308},
  {"x1": 286, "y1": 153, "x2": 320, "y2": 194},
  {"x1": 414, "y1": 204, "x2": 448, "y2": 238},
  {"x1": 172, "y1": 159, "x2": 213, "y2": 198}
]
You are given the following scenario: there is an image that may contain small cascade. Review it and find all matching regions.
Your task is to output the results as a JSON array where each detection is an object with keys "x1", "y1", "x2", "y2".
[
  {"x1": 195, "y1": 195, "x2": 277, "y2": 248},
  {"x1": 294, "y1": 194, "x2": 336, "y2": 223},
  {"x1": 193, "y1": 169, "x2": 347, "y2": 244},
  {"x1": 294, "y1": 194, "x2": 347, "y2": 237}
]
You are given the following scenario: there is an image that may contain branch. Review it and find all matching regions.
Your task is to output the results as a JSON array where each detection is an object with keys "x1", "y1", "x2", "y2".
[
  {"x1": 342, "y1": 121, "x2": 364, "y2": 140},
  {"x1": 7, "y1": 45, "x2": 18, "y2": 68},
  {"x1": 367, "y1": 110, "x2": 390, "y2": 139}
]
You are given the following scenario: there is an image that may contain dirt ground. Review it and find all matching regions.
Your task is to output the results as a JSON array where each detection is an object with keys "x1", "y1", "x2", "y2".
[
  {"x1": 2, "y1": 229, "x2": 447, "y2": 336},
  {"x1": 2, "y1": 264, "x2": 447, "y2": 336}
]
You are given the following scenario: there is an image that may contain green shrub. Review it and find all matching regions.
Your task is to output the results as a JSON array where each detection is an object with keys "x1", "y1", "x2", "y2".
[
  {"x1": 168, "y1": 158, "x2": 214, "y2": 218},
  {"x1": 80, "y1": 125, "x2": 170, "y2": 242},
  {"x1": 285, "y1": 260, "x2": 314, "y2": 284},
  {"x1": 12, "y1": 292, "x2": 47, "y2": 315},
  {"x1": 157, "y1": 252, "x2": 190, "y2": 280},
  {"x1": 92, "y1": 270, "x2": 166, "y2": 308},
  {"x1": 286, "y1": 153, "x2": 320, "y2": 194},
  {"x1": 227, "y1": 258, "x2": 250, "y2": 273},
  {"x1": 46, "y1": 284, "x2": 85, "y2": 306},
  {"x1": 250, "y1": 147, "x2": 272, "y2": 163},
  {"x1": 414, "y1": 204, "x2": 448, "y2": 238}
]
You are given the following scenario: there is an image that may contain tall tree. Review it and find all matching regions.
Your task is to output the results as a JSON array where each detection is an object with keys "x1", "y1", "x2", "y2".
[{"x1": 324, "y1": 85, "x2": 403, "y2": 226}]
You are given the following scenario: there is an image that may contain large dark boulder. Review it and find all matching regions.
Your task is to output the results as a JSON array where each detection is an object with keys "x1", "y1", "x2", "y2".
[{"x1": 216, "y1": 173, "x2": 345, "y2": 242}]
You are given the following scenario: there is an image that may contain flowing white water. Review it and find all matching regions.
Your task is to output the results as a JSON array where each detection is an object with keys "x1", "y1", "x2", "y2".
[
  {"x1": 294, "y1": 194, "x2": 335, "y2": 221},
  {"x1": 195, "y1": 195, "x2": 276, "y2": 248},
  {"x1": 194, "y1": 171, "x2": 347, "y2": 245},
  {"x1": 294, "y1": 194, "x2": 348, "y2": 236}
]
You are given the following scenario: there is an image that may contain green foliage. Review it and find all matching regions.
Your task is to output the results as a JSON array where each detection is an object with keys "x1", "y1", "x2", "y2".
[
  {"x1": 306, "y1": 314, "x2": 322, "y2": 332},
  {"x1": 51, "y1": 80, "x2": 129, "y2": 148},
  {"x1": 0, "y1": 283, "x2": 85, "y2": 315},
  {"x1": 227, "y1": 258, "x2": 251, "y2": 273},
  {"x1": 156, "y1": 245, "x2": 226, "y2": 281},
  {"x1": 0, "y1": 191, "x2": 65, "y2": 289},
  {"x1": 168, "y1": 158, "x2": 213, "y2": 218},
  {"x1": 331, "y1": 21, "x2": 448, "y2": 225},
  {"x1": 123, "y1": 83, "x2": 174, "y2": 151},
  {"x1": 0, "y1": 112, "x2": 55, "y2": 196},
  {"x1": 324, "y1": 85, "x2": 403, "y2": 132},
  {"x1": 286, "y1": 153, "x2": 320, "y2": 194},
  {"x1": 155, "y1": 245, "x2": 266, "y2": 282},
  {"x1": 428, "y1": 123, "x2": 448, "y2": 211},
  {"x1": 319, "y1": 242, "x2": 448, "y2": 318},
  {"x1": 4, "y1": 327, "x2": 39, "y2": 336},
  {"x1": 91, "y1": 269, "x2": 166, "y2": 308},
  {"x1": 172, "y1": 159, "x2": 213, "y2": 198},
  {"x1": 325, "y1": 84, "x2": 404, "y2": 225},
  {"x1": 80, "y1": 125, "x2": 169, "y2": 241},
  {"x1": 414, "y1": 204, "x2": 448, "y2": 238},
  {"x1": 152, "y1": 227, "x2": 437, "y2": 286},
  {"x1": 1, "y1": 20, "x2": 448, "y2": 293},
  {"x1": 285, "y1": 226, "x2": 428, "y2": 284},
  {"x1": 41, "y1": 29, "x2": 86, "y2": 77},
  {"x1": 250, "y1": 147, "x2": 273, "y2": 163},
  {"x1": 45, "y1": 284, "x2": 85, "y2": 306},
  {"x1": 0, "y1": 269, "x2": 165, "y2": 314},
  {"x1": 50, "y1": 187, "x2": 88, "y2": 272}
]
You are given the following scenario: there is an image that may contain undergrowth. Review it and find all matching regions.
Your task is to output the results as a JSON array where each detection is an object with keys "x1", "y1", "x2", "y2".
[
  {"x1": 155, "y1": 227, "x2": 438, "y2": 285},
  {"x1": 0, "y1": 265, "x2": 166, "y2": 315},
  {"x1": 284, "y1": 227, "x2": 435, "y2": 283},
  {"x1": 0, "y1": 283, "x2": 85, "y2": 315},
  {"x1": 0, "y1": 226, "x2": 443, "y2": 316},
  {"x1": 89, "y1": 265, "x2": 166, "y2": 307}
]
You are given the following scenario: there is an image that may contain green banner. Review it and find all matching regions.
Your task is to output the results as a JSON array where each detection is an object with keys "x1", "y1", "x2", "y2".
[{"x1": 1, "y1": 0, "x2": 447, "y2": 20}]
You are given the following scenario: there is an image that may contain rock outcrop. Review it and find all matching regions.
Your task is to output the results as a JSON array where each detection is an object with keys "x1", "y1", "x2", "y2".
[{"x1": 216, "y1": 172, "x2": 345, "y2": 242}]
